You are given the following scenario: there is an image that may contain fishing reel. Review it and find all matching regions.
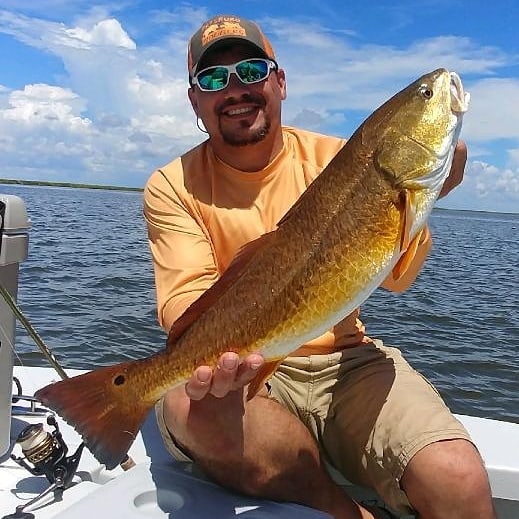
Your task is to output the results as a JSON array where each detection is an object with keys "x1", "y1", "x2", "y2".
[
  {"x1": 5, "y1": 415, "x2": 84, "y2": 519},
  {"x1": 13, "y1": 414, "x2": 84, "y2": 485}
]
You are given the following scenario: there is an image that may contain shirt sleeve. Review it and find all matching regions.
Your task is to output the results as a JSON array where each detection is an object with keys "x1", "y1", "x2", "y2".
[
  {"x1": 380, "y1": 226, "x2": 432, "y2": 292},
  {"x1": 143, "y1": 167, "x2": 219, "y2": 332}
]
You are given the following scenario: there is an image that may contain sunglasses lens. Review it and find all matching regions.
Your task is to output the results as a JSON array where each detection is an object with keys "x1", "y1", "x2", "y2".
[
  {"x1": 197, "y1": 67, "x2": 229, "y2": 91},
  {"x1": 236, "y1": 59, "x2": 270, "y2": 84}
]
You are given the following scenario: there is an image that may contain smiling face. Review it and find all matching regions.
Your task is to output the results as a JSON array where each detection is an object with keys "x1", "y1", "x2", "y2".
[{"x1": 188, "y1": 42, "x2": 286, "y2": 150}]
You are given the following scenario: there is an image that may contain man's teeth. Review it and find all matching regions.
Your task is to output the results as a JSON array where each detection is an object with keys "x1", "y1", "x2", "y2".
[{"x1": 226, "y1": 107, "x2": 254, "y2": 116}]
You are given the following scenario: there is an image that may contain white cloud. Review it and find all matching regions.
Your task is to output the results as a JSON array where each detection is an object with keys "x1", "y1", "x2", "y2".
[
  {"x1": 64, "y1": 18, "x2": 136, "y2": 50},
  {"x1": 0, "y1": 9, "x2": 135, "y2": 50},
  {"x1": 470, "y1": 161, "x2": 519, "y2": 197},
  {"x1": 439, "y1": 160, "x2": 519, "y2": 213},
  {"x1": 0, "y1": 84, "x2": 92, "y2": 161},
  {"x1": 0, "y1": 84, "x2": 92, "y2": 180},
  {"x1": 461, "y1": 77, "x2": 519, "y2": 142},
  {"x1": 3, "y1": 83, "x2": 89, "y2": 125}
]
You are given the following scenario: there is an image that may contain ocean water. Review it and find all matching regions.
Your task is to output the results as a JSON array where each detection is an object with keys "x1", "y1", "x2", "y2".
[{"x1": 2, "y1": 185, "x2": 518, "y2": 423}]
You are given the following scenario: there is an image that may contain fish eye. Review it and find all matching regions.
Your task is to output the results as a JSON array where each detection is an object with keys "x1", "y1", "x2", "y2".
[{"x1": 419, "y1": 84, "x2": 433, "y2": 99}]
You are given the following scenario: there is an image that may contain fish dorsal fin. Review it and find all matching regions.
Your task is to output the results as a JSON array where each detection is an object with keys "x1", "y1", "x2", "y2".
[
  {"x1": 167, "y1": 231, "x2": 277, "y2": 348},
  {"x1": 246, "y1": 357, "x2": 284, "y2": 400}
]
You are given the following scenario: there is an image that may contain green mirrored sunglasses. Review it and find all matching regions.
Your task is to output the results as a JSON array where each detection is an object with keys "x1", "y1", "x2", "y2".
[{"x1": 192, "y1": 58, "x2": 278, "y2": 92}]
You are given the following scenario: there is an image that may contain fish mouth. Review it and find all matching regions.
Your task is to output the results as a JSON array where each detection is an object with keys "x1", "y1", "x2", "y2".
[{"x1": 450, "y1": 71, "x2": 470, "y2": 113}]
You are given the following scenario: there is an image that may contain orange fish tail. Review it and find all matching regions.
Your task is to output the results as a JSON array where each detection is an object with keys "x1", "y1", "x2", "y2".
[{"x1": 35, "y1": 361, "x2": 153, "y2": 470}]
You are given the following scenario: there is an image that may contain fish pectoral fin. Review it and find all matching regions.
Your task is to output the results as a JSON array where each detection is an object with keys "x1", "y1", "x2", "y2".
[
  {"x1": 399, "y1": 188, "x2": 414, "y2": 253},
  {"x1": 246, "y1": 357, "x2": 285, "y2": 401},
  {"x1": 35, "y1": 362, "x2": 151, "y2": 470},
  {"x1": 389, "y1": 189, "x2": 425, "y2": 283},
  {"x1": 391, "y1": 229, "x2": 423, "y2": 281}
]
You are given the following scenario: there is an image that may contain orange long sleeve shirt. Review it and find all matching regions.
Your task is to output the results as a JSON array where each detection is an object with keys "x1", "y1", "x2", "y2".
[{"x1": 144, "y1": 126, "x2": 431, "y2": 355}]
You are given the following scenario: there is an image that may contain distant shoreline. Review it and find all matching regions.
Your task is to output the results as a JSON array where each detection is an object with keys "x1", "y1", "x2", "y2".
[
  {"x1": 0, "y1": 178, "x2": 143, "y2": 192},
  {"x1": 1, "y1": 178, "x2": 517, "y2": 216}
]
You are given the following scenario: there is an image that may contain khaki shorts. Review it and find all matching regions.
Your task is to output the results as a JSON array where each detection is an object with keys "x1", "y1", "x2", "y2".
[{"x1": 156, "y1": 340, "x2": 471, "y2": 514}]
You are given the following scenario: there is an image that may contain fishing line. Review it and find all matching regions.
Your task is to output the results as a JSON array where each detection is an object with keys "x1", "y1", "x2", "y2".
[{"x1": 0, "y1": 283, "x2": 68, "y2": 380}]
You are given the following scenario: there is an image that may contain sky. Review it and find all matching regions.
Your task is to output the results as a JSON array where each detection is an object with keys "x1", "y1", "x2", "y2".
[{"x1": 0, "y1": 1, "x2": 518, "y2": 213}]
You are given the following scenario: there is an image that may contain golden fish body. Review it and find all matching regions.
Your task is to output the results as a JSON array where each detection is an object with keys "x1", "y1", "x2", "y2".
[{"x1": 36, "y1": 68, "x2": 469, "y2": 469}]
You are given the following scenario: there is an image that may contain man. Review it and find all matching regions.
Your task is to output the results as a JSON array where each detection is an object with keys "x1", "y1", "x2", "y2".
[{"x1": 144, "y1": 14, "x2": 495, "y2": 519}]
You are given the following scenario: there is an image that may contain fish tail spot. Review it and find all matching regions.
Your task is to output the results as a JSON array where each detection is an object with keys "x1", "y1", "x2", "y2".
[{"x1": 113, "y1": 374, "x2": 126, "y2": 386}]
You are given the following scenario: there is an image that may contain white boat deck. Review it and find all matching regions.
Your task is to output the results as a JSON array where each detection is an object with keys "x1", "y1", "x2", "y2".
[
  {"x1": 0, "y1": 366, "x2": 331, "y2": 519},
  {"x1": 1, "y1": 366, "x2": 519, "y2": 519}
]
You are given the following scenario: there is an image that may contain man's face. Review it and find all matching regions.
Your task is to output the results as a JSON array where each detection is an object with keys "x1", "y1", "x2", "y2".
[{"x1": 188, "y1": 43, "x2": 286, "y2": 147}]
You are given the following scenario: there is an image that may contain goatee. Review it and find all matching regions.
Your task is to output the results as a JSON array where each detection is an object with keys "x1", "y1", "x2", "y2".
[{"x1": 220, "y1": 118, "x2": 271, "y2": 147}]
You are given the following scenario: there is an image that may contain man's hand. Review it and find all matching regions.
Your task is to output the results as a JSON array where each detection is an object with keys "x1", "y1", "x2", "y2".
[
  {"x1": 439, "y1": 140, "x2": 467, "y2": 199},
  {"x1": 185, "y1": 352, "x2": 265, "y2": 400}
]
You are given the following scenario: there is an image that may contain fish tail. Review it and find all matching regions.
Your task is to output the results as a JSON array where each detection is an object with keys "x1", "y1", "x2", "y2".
[{"x1": 35, "y1": 361, "x2": 153, "y2": 469}]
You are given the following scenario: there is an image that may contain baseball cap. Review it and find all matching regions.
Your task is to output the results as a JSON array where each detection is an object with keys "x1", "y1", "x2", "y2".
[{"x1": 188, "y1": 15, "x2": 276, "y2": 78}]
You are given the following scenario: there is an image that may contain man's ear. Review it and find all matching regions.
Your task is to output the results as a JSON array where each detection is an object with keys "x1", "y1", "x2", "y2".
[{"x1": 276, "y1": 69, "x2": 287, "y2": 101}]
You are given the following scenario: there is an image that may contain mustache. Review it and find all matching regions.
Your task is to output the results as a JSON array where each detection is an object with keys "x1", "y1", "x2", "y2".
[{"x1": 216, "y1": 93, "x2": 266, "y2": 114}]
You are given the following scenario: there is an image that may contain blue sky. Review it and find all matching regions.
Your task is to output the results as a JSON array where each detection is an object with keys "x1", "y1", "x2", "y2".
[{"x1": 0, "y1": 1, "x2": 518, "y2": 213}]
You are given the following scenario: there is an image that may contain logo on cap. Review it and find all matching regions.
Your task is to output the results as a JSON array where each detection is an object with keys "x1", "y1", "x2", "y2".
[{"x1": 201, "y1": 16, "x2": 247, "y2": 46}]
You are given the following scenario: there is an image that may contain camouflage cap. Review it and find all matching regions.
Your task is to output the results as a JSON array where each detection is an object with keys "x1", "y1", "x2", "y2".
[{"x1": 188, "y1": 15, "x2": 276, "y2": 77}]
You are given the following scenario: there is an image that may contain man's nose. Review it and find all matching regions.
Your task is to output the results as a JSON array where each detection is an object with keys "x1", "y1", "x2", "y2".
[{"x1": 225, "y1": 72, "x2": 249, "y2": 93}]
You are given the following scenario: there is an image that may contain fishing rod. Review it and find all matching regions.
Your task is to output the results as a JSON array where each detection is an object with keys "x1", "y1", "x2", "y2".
[{"x1": 0, "y1": 283, "x2": 68, "y2": 380}]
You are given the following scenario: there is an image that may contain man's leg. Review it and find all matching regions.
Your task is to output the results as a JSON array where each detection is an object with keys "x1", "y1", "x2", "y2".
[
  {"x1": 275, "y1": 343, "x2": 496, "y2": 518},
  {"x1": 160, "y1": 385, "x2": 381, "y2": 519},
  {"x1": 401, "y1": 438, "x2": 495, "y2": 519}
]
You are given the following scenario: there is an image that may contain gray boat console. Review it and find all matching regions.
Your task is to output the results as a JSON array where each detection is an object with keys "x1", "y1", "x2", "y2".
[{"x1": 0, "y1": 194, "x2": 30, "y2": 457}]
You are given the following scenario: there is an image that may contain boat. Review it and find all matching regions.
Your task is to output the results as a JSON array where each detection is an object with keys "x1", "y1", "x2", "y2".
[{"x1": 1, "y1": 193, "x2": 518, "y2": 519}]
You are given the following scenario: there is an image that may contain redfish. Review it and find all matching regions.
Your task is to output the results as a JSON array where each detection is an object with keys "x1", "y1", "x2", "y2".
[{"x1": 36, "y1": 69, "x2": 470, "y2": 469}]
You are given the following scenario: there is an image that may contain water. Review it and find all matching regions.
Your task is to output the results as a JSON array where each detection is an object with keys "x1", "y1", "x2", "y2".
[{"x1": 2, "y1": 185, "x2": 518, "y2": 424}]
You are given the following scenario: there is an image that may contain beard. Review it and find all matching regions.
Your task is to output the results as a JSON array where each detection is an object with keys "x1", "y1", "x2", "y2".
[
  {"x1": 219, "y1": 117, "x2": 271, "y2": 147},
  {"x1": 216, "y1": 93, "x2": 271, "y2": 147}
]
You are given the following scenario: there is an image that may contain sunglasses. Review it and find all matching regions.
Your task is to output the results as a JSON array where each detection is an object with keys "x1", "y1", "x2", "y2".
[{"x1": 192, "y1": 58, "x2": 278, "y2": 92}]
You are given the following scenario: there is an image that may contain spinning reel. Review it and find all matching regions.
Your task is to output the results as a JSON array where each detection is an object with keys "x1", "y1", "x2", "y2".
[{"x1": 4, "y1": 414, "x2": 84, "y2": 519}]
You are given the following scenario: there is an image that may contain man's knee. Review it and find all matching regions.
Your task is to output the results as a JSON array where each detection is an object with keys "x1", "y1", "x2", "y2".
[
  {"x1": 404, "y1": 438, "x2": 488, "y2": 485},
  {"x1": 402, "y1": 439, "x2": 494, "y2": 518}
]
